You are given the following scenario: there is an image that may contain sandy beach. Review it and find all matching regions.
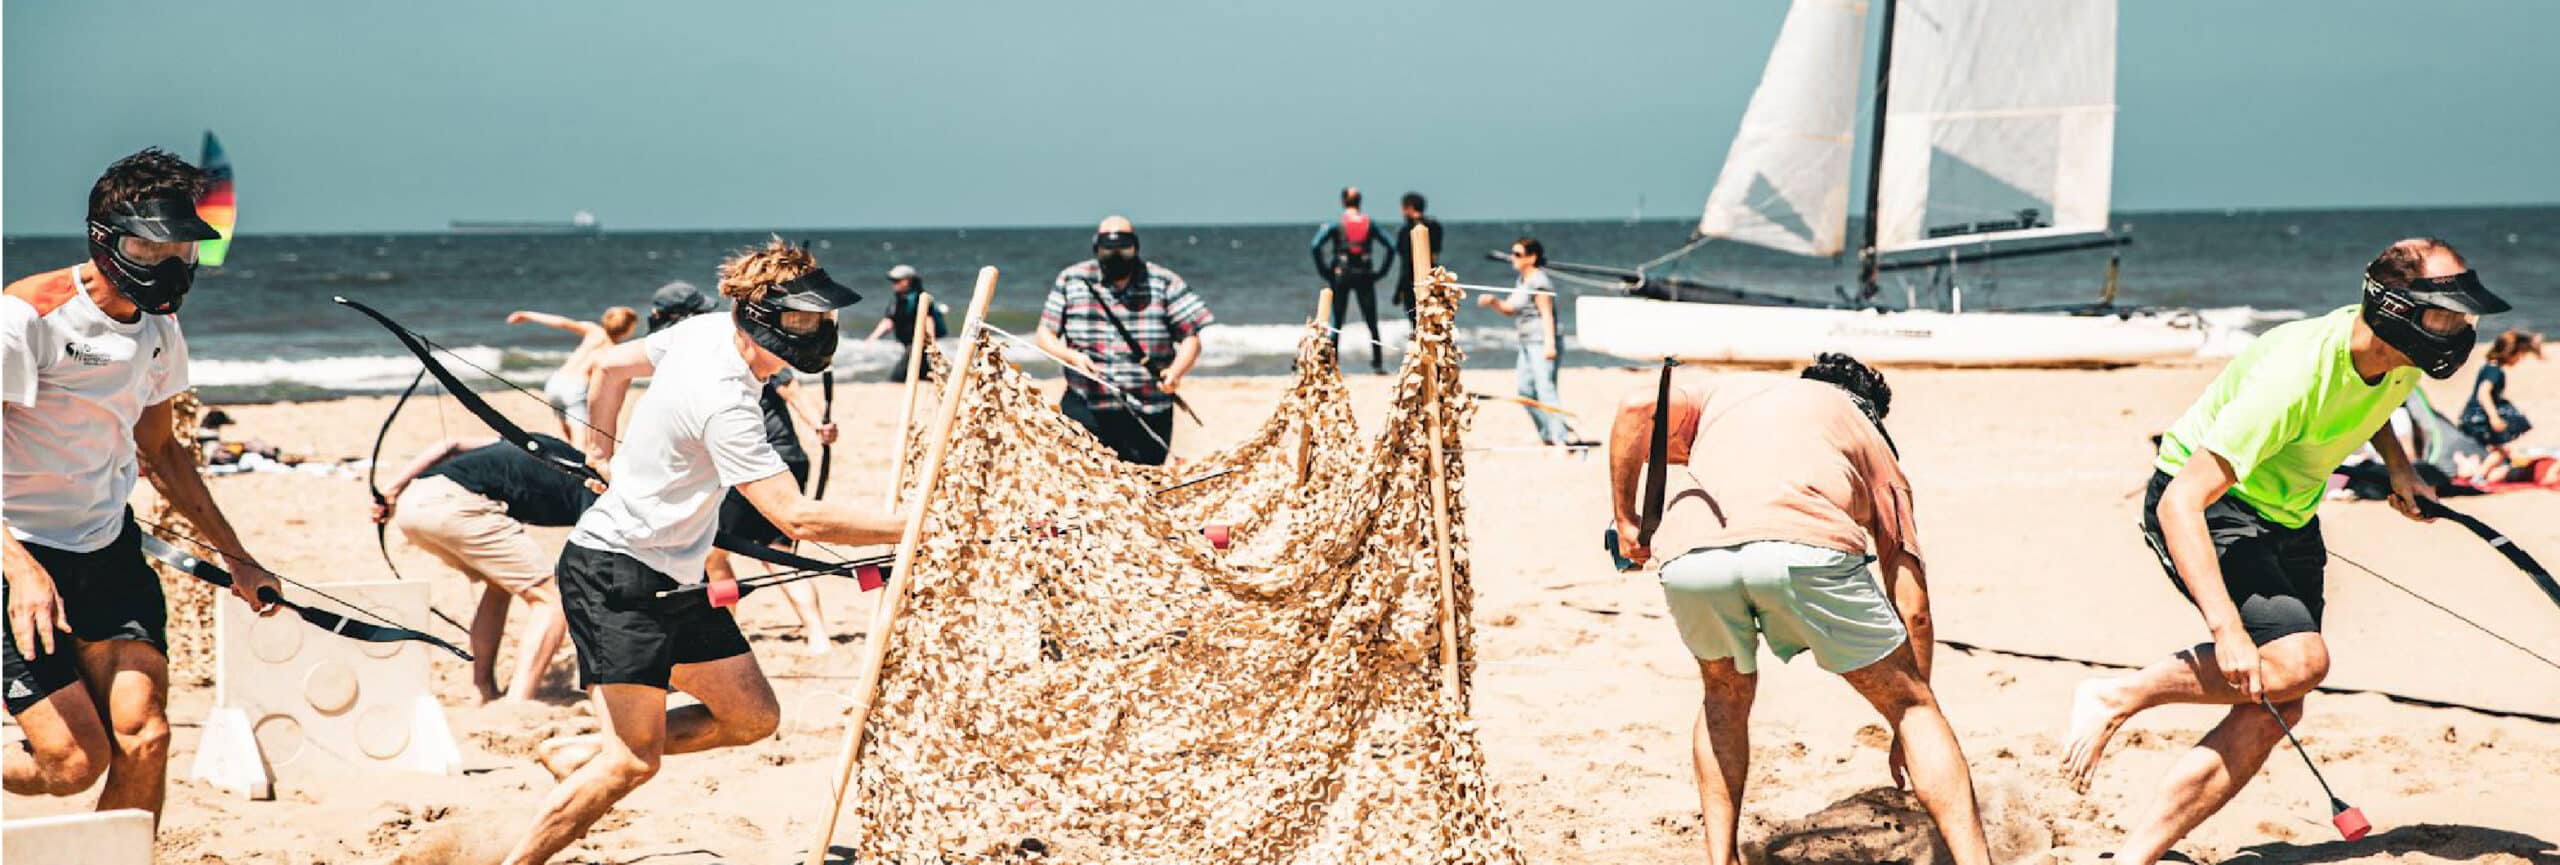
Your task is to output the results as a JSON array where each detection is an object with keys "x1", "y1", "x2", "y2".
[{"x1": 7, "y1": 358, "x2": 2555, "y2": 864}]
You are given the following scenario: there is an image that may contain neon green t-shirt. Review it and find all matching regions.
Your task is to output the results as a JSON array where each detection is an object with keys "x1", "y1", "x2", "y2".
[{"x1": 2155, "y1": 305, "x2": 2419, "y2": 528}]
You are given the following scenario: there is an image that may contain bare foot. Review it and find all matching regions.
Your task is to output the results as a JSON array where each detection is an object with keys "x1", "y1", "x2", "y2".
[
  {"x1": 2061, "y1": 677, "x2": 2135, "y2": 794},
  {"x1": 475, "y1": 681, "x2": 504, "y2": 705},
  {"x1": 536, "y1": 735, "x2": 601, "y2": 781}
]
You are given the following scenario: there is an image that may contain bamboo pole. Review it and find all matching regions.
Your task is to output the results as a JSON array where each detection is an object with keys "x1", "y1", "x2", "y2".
[
  {"x1": 1314, "y1": 286, "x2": 1333, "y2": 329},
  {"x1": 1295, "y1": 286, "x2": 1334, "y2": 486},
  {"x1": 880, "y1": 291, "x2": 935, "y2": 508},
  {"x1": 1412, "y1": 225, "x2": 1463, "y2": 704},
  {"x1": 804, "y1": 269, "x2": 999, "y2": 865}
]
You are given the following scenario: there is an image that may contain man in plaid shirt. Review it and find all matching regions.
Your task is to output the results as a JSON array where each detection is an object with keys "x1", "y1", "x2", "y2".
[{"x1": 1035, "y1": 216, "x2": 1214, "y2": 465}]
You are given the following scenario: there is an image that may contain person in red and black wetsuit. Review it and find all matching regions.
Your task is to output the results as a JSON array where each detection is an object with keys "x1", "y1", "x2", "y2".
[{"x1": 1309, "y1": 186, "x2": 1398, "y2": 374}]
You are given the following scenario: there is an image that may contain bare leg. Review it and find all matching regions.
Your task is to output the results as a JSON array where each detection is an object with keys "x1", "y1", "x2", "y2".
[
  {"x1": 2111, "y1": 699, "x2": 2303, "y2": 865},
  {"x1": 2062, "y1": 632, "x2": 2328, "y2": 793},
  {"x1": 75, "y1": 640, "x2": 171, "y2": 823},
  {"x1": 503, "y1": 582, "x2": 567, "y2": 702},
  {"x1": 765, "y1": 543, "x2": 832, "y2": 655},
  {"x1": 3, "y1": 686, "x2": 112, "y2": 796},
  {"x1": 1690, "y1": 658, "x2": 1756, "y2": 865},
  {"x1": 471, "y1": 584, "x2": 512, "y2": 703},
  {"x1": 504, "y1": 684, "x2": 667, "y2": 865},
  {"x1": 663, "y1": 653, "x2": 781, "y2": 755},
  {"x1": 1841, "y1": 643, "x2": 1992, "y2": 865}
]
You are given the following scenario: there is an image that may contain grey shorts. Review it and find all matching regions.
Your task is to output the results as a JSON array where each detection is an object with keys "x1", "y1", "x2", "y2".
[{"x1": 1658, "y1": 540, "x2": 1907, "y2": 674}]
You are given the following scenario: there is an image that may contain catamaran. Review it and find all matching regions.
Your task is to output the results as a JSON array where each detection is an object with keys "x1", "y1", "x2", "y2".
[
  {"x1": 1562, "y1": 0, "x2": 2209, "y2": 367},
  {"x1": 197, "y1": 132, "x2": 236, "y2": 268}
]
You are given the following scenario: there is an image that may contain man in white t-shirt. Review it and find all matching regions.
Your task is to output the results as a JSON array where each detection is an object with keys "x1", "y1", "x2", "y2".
[
  {"x1": 2, "y1": 148, "x2": 281, "y2": 825},
  {"x1": 499, "y1": 237, "x2": 907, "y2": 865}
]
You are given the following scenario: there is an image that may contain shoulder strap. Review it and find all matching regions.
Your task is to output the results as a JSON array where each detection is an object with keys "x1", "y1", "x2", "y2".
[
  {"x1": 1081, "y1": 275, "x2": 1160, "y2": 371},
  {"x1": 1638, "y1": 358, "x2": 1676, "y2": 546}
]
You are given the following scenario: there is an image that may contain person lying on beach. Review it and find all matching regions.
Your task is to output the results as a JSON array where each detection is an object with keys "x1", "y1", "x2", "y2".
[
  {"x1": 497, "y1": 238, "x2": 904, "y2": 865},
  {"x1": 1608, "y1": 353, "x2": 1992, "y2": 865},
  {"x1": 3, "y1": 148, "x2": 281, "y2": 830},
  {"x1": 2063, "y1": 238, "x2": 2510, "y2": 865},
  {"x1": 504, "y1": 305, "x2": 638, "y2": 450},
  {"x1": 372, "y1": 434, "x2": 589, "y2": 703}
]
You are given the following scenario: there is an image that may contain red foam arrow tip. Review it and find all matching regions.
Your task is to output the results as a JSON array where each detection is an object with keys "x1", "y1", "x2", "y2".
[
  {"x1": 706, "y1": 579, "x2": 742, "y2": 609},
  {"x1": 2332, "y1": 805, "x2": 2370, "y2": 841}
]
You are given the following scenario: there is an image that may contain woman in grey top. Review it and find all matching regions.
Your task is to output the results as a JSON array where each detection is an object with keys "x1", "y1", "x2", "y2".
[{"x1": 1478, "y1": 236, "x2": 1570, "y2": 444}]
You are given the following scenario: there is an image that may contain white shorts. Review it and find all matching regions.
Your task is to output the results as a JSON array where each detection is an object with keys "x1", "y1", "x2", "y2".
[{"x1": 1658, "y1": 540, "x2": 1907, "y2": 674}]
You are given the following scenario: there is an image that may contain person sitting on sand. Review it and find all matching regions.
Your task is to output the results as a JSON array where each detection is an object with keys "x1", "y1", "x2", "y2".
[
  {"x1": 1035, "y1": 216, "x2": 1215, "y2": 466},
  {"x1": 2062, "y1": 238, "x2": 2509, "y2": 865},
  {"x1": 1480, "y1": 237, "x2": 1572, "y2": 447},
  {"x1": 3, "y1": 148, "x2": 283, "y2": 828},
  {"x1": 2458, "y1": 328, "x2": 2541, "y2": 482},
  {"x1": 498, "y1": 238, "x2": 905, "y2": 865},
  {"x1": 1608, "y1": 353, "x2": 1993, "y2": 865},
  {"x1": 373, "y1": 434, "x2": 588, "y2": 703},
  {"x1": 505, "y1": 305, "x2": 639, "y2": 450}
]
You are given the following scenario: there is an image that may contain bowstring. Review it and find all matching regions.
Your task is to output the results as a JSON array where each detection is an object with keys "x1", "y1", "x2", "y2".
[
  {"x1": 136, "y1": 517, "x2": 432, "y2": 638},
  {"x1": 2330, "y1": 550, "x2": 2560, "y2": 673}
]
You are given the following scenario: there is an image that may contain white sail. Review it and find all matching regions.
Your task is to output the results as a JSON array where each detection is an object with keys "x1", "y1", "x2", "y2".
[
  {"x1": 1696, "y1": 0, "x2": 1867, "y2": 257},
  {"x1": 1871, "y1": 0, "x2": 2116, "y2": 254}
]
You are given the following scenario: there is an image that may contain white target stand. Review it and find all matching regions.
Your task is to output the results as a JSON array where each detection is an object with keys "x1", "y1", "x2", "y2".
[
  {"x1": 188, "y1": 581, "x2": 460, "y2": 800},
  {"x1": 1, "y1": 809, "x2": 153, "y2": 865}
]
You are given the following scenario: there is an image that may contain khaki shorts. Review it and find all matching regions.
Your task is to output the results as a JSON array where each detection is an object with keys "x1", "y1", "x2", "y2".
[
  {"x1": 393, "y1": 476, "x2": 556, "y2": 593},
  {"x1": 1658, "y1": 540, "x2": 1906, "y2": 674}
]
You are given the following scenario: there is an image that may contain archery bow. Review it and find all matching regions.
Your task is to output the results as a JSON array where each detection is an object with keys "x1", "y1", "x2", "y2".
[
  {"x1": 811, "y1": 371, "x2": 835, "y2": 501},
  {"x1": 2421, "y1": 499, "x2": 2560, "y2": 609},
  {"x1": 137, "y1": 530, "x2": 473, "y2": 661},
  {"x1": 360, "y1": 369, "x2": 470, "y2": 634},
  {"x1": 338, "y1": 296, "x2": 882, "y2": 582}
]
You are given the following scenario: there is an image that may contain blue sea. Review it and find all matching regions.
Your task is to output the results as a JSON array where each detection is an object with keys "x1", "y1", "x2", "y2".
[{"x1": 6, "y1": 207, "x2": 2554, "y2": 403}]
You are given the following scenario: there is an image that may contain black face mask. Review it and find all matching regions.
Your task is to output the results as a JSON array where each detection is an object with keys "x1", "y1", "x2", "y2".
[
  {"x1": 736, "y1": 268, "x2": 862, "y2": 374},
  {"x1": 2361, "y1": 272, "x2": 2507, "y2": 380},
  {"x1": 85, "y1": 197, "x2": 221, "y2": 316},
  {"x1": 1094, "y1": 231, "x2": 1143, "y2": 283}
]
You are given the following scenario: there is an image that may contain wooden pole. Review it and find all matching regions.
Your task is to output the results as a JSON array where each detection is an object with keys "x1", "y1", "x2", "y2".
[
  {"x1": 880, "y1": 292, "x2": 935, "y2": 508},
  {"x1": 1314, "y1": 286, "x2": 1334, "y2": 328},
  {"x1": 1411, "y1": 225, "x2": 1463, "y2": 703},
  {"x1": 1295, "y1": 286, "x2": 1334, "y2": 485},
  {"x1": 804, "y1": 270, "x2": 999, "y2": 865}
]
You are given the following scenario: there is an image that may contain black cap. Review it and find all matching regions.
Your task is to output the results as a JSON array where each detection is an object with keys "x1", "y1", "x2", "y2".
[{"x1": 2390, "y1": 270, "x2": 2511, "y2": 316}]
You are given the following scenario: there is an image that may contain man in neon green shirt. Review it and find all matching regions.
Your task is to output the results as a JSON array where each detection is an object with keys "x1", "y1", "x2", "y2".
[{"x1": 2059, "y1": 238, "x2": 2509, "y2": 864}]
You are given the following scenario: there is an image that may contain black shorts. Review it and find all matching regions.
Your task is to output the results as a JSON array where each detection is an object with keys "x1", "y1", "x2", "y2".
[
  {"x1": 555, "y1": 543, "x2": 752, "y2": 690},
  {"x1": 1060, "y1": 389, "x2": 1174, "y2": 466},
  {"x1": 4, "y1": 512, "x2": 167, "y2": 716},
  {"x1": 717, "y1": 460, "x2": 811, "y2": 548},
  {"x1": 2138, "y1": 471, "x2": 2326, "y2": 646}
]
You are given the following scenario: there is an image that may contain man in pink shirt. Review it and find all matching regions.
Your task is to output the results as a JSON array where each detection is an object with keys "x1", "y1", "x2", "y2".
[{"x1": 1609, "y1": 353, "x2": 1990, "y2": 865}]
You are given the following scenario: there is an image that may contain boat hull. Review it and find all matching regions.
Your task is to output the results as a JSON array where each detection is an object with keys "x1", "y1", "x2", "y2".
[{"x1": 1574, "y1": 296, "x2": 2208, "y2": 367}]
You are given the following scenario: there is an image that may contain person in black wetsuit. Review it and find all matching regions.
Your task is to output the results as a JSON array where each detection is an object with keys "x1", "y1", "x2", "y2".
[
  {"x1": 1394, "y1": 191, "x2": 1445, "y2": 328},
  {"x1": 375, "y1": 433, "x2": 593, "y2": 703},
  {"x1": 1309, "y1": 187, "x2": 1398, "y2": 374},
  {"x1": 864, "y1": 264, "x2": 948, "y2": 381},
  {"x1": 706, "y1": 368, "x2": 840, "y2": 654}
]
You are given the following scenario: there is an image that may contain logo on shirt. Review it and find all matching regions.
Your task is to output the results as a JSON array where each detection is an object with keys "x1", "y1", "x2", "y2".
[{"x1": 64, "y1": 341, "x2": 118, "y2": 366}]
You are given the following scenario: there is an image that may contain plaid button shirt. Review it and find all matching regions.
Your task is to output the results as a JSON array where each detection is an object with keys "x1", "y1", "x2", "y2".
[{"x1": 1040, "y1": 260, "x2": 1214, "y2": 413}]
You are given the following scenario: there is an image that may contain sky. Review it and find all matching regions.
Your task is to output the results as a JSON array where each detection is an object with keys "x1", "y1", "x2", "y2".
[{"x1": 6, "y1": 1, "x2": 2557, "y2": 235}]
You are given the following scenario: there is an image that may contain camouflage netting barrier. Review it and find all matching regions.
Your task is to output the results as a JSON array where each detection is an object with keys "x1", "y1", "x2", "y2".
[
  {"x1": 143, "y1": 389, "x2": 220, "y2": 687},
  {"x1": 840, "y1": 269, "x2": 1520, "y2": 863}
]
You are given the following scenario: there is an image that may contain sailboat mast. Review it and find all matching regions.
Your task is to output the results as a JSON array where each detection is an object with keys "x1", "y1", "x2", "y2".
[{"x1": 1857, "y1": 0, "x2": 1899, "y2": 300}]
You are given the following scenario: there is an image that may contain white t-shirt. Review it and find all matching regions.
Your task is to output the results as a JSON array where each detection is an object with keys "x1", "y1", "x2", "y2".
[
  {"x1": 2, "y1": 265, "x2": 192, "y2": 552},
  {"x1": 567, "y1": 314, "x2": 786, "y2": 582}
]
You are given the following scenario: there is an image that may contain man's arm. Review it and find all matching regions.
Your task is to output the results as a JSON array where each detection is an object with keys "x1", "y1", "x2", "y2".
[
  {"x1": 734, "y1": 471, "x2": 907, "y2": 547},
  {"x1": 2368, "y1": 421, "x2": 2434, "y2": 521},
  {"x1": 1879, "y1": 548, "x2": 1932, "y2": 679},
  {"x1": 1535, "y1": 294, "x2": 1559, "y2": 359},
  {"x1": 1606, "y1": 386, "x2": 1684, "y2": 566},
  {"x1": 1372, "y1": 226, "x2": 1398, "y2": 276},
  {"x1": 134, "y1": 397, "x2": 279, "y2": 612},
  {"x1": 1032, "y1": 325, "x2": 1101, "y2": 380},
  {"x1": 4, "y1": 528, "x2": 70, "y2": 659},
  {"x1": 1309, "y1": 224, "x2": 1334, "y2": 276},
  {"x1": 581, "y1": 340, "x2": 656, "y2": 470},
  {"x1": 371, "y1": 436, "x2": 502, "y2": 523},
  {"x1": 866, "y1": 316, "x2": 896, "y2": 342},
  {"x1": 507, "y1": 310, "x2": 600, "y2": 339},
  {"x1": 776, "y1": 377, "x2": 838, "y2": 447},
  {"x1": 1162, "y1": 334, "x2": 1204, "y2": 391},
  {"x1": 2156, "y1": 451, "x2": 2261, "y2": 697}
]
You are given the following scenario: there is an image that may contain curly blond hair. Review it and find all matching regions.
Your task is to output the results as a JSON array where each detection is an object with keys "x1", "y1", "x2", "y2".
[{"x1": 717, "y1": 235, "x2": 820, "y2": 303}]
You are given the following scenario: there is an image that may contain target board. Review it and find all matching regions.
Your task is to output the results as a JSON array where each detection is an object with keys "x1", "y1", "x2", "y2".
[{"x1": 189, "y1": 581, "x2": 460, "y2": 799}]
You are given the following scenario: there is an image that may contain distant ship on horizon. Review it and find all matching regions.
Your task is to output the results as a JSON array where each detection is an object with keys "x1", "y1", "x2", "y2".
[{"x1": 449, "y1": 210, "x2": 600, "y2": 235}]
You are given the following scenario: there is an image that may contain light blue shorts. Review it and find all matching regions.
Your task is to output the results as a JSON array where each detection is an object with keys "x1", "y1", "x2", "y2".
[{"x1": 1658, "y1": 540, "x2": 1908, "y2": 674}]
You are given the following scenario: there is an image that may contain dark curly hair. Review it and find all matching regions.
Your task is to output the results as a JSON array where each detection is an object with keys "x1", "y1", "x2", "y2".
[
  {"x1": 88, "y1": 148, "x2": 207, "y2": 223},
  {"x1": 1801, "y1": 352, "x2": 1891, "y2": 423}
]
